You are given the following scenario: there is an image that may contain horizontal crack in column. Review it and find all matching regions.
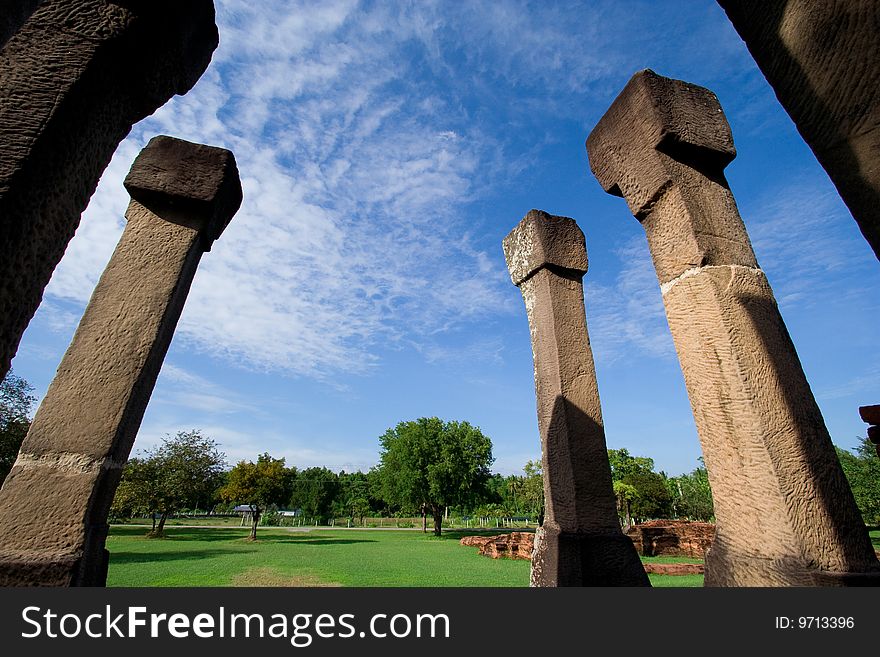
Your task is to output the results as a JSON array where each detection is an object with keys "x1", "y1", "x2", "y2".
[
  {"x1": 660, "y1": 263, "x2": 766, "y2": 296},
  {"x1": 13, "y1": 452, "x2": 122, "y2": 475}
]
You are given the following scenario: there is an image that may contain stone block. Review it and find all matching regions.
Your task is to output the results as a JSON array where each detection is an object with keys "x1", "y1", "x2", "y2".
[
  {"x1": 502, "y1": 209, "x2": 588, "y2": 286},
  {"x1": 124, "y1": 135, "x2": 243, "y2": 244},
  {"x1": 587, "y1": 69, "x2": 735, "y2": 215}
]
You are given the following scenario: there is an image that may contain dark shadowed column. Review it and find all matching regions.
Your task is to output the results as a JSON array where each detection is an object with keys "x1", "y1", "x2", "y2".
[
  {"x1": 503, "y1": 210, "x2": 650, "y2": 587},
  {"x1": 860, "y1": 406, "x2": 880, "y2": 458},
  {"x1": 0, "y1": 136, "x2": 242, "y2": 586},
  {"x1": 586, "y1": 69, "x2": 879, "y2": 586},
  {"x1": 0, "y1": 0, "x2": 218, "y2": 381},
  {"x1": 717, "y1": 0, "x2": 880, "y2": 259},
  {"x1": 0, "y1": 0, "x2": 43, "y2": 48}
]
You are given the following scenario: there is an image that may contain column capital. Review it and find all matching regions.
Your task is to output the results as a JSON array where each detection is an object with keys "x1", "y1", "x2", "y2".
[
  {"x1": 124, "y1": 135, "x2": 243, "y2": 248},
  {"x1": 502, "y1": 209, "x2": 588, "y2": 286},
  {"x1": 586, "y1": 69, "x2": 736, "y2": 218}
]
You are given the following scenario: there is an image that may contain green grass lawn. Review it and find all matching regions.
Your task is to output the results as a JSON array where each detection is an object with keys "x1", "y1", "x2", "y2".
[{"x1": 106, "y1": 526, "x2": 702, "y2": 587}]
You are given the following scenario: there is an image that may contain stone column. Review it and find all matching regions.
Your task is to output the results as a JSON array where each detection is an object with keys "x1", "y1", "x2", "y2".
[
  {"x1": 0, "y1": 135, "x2": 242, "y2": 586},
  {"x1": 717, "y1": 0, "x2": 880, "y2": 260},
  {"x1": 503, "y1": 210, "x2": 650, "y2": 587},
  {"x1": 0, "y1": 0, "x2": 219, "y2": 381},
  {"x1": 586, "y1": 69, "x2": 880, "y2": 586}
]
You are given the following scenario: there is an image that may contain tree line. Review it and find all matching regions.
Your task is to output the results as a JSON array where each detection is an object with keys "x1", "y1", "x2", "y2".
[{"x1": 2, "y1": 371, "x2": 878, "y2": 538}]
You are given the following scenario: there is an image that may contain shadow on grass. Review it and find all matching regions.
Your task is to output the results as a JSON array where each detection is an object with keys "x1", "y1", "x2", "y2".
[
  {"x1": 431, "y1": 529, "x2": 536, "y2": 541},
  {"x1": 263, "y1": 536, "x2": 377, "y2": 546},
  {"x1": 110, "y1": 527, "x2": 253, "y2": 543},
  {"x1": 109, "y1": 548, "x2": 257, "y2": 565},
  {"x1": 110, "y1": 526, "x2": 378, "y2": 546}
]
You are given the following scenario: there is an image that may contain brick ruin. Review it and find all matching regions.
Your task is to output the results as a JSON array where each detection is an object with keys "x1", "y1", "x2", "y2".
[{"x1": 624, "y1": 520, "x2": 715, "y2": 560}]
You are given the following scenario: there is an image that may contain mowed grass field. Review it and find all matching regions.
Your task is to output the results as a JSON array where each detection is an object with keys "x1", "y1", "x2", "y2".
[{"x1": 105, "y1": 526, "x2": 705, "y2": 587}]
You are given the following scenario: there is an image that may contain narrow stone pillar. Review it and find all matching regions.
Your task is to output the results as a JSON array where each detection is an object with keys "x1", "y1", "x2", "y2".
[
  {"x1": 586, "y1": 69, "x2": 880, "y2": 586},
  {"x1": 0, "y1": 0, "x2": 219, "y2": 381},
  {"x1": 717, "y1": 0, "x2": 880, "y2": 260},
  {"x1": 0, "y1": 136, "x2": 242, "y2": 586},
  {"x1": 503, "y1": 210, "x2": 650, "y2": 587}
]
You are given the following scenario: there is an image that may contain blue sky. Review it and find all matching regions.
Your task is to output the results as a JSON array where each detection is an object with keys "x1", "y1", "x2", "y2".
[{"x1": 10, "y1": 0, "x2": 880, "y2": 477}]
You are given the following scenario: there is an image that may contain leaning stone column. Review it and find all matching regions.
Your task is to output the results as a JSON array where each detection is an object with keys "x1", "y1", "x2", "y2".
[
  {"x1": 586, "y1": 69, "x2": 880, "y2": 586},
  {"x1": 717, "y1": 1, "x2": 880, "y2": 260},
  {"x1": 0, "y1": 0, "x2": 218, "y2": 381},
  {"x1": 0, "y1": 136, "x2": 242, "y2": 586},
  {"x1": 503, "y1": 210, "x2": 650, "y2": 587}
]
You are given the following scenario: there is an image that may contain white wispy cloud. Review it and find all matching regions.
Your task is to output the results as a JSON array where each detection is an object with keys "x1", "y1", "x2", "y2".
[
  {"x1": 585, "y1": 236, "x2": 675, "y2": 364},
  {"x1": 816, "y1": 366, "x2": 880, "y2": 402},
  {"x1": 36, "y1": 0, "x2": 774, "y2": 385},
  {"x1": 150, "y1": 363, "x2": 259, "y2": 416},
  {"x1": 42, "y1": 0, "x2": 517, "y2": 381},
  {"x1": 743, "y1": 177, "x2": 878, "y2": 309}
]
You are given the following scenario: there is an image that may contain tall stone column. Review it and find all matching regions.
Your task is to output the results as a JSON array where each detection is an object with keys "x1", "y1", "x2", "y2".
[
  {"x1": 503, "y1": 210, "x2": 650, "y2": 587},
  {"x1": 0, "y1": 136, "x2": 242, "y2": 586},
  {"x1": 717, "y1": 1, "x2": 880, "y2": 260},
  {"x1": 0, "y1": 0, "x2": 219, "y2": 381},
  {"x1": 586, "y1": 69, "x2": 880, "y2": 586}
]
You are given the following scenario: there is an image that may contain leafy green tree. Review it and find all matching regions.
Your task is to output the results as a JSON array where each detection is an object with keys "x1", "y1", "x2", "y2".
[
  {"x1": 607, "y1": 448, "x2": 655, "y2": 481},
  {"x1": 521, "y1": 459, "x2": 544, "y2": 524},
  {"x1": 613, "y1": 480, "x2": 639, "y2": 528},
  {"x1": 110, "y1": 457, "x2": 163, "y2": 529},
  {"x1": 376, "y1": 417, "x2": 494, "y2": 536},
  {"x1": 289, "y1": 467, "x2": 340, "y2": 523},
  {"x1": 608, "y1": 448, "x2": 656, "y2": 524},
  {"x1": 117, "y1": 430, "x2": 226, "y2": 537},
  {"x1": 221, "y1": 453, "x2": 288, "y2": 539},
  {"x1": 837, "y1": 438, "x2": 880, "y2": 525},
  {"x1": 622, "y1": 470, "x2": 673, "y2": 522},
  {"x1": 670, "y1": 460, "x2": 715, "y2": 522},
  {"x1": 0, "y1": 369, "x2": 36, "y2": 484},
  {"x1": 337, "y1": 471, "x2": 373, "y2": 524}
]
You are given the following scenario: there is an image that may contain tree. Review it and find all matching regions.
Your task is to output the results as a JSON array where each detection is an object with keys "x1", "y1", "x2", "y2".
[
  {"x1": 613, "y1": 480, "x2": 639, "y2": 529},
  {"x1": 621, "y1": 470, "x2": 673, "y2": 522},
  {"x1": 289, "y1": 467, "x2": 340, "y2": 523},
  {"x1": 0, "y1": 369, "x2": 36, "y2": 484},
  {"x1": 608, "y1": 448, "x2": 656, "y2": 525},
  {"x1": 376, "y1": 417, "x2": 494, "y2": 536},
  {"x1": 670, "y1": 459, "x2": 715, "y2": 522},
  {"x1": 607, "y1": 448, "x2": 655, "y2": 481},
  {"x1": 113, "y1": 430, "x2": 226, "y2": 537},
  {"x1": 336, "y1": 471, "x2": 373, "y2": 525},
  {"x1": 110, "y1": 457, "x2": 163, "y2": 529},
  {"x1": 220, "y1": 453, "x2": 288, "y2": 540},
  {"x1": 521, "y1": 459, "x2": 544, "y2": 524},
  {"x1": 837, "y1": 439, "x2": 880, "y2": 525}
]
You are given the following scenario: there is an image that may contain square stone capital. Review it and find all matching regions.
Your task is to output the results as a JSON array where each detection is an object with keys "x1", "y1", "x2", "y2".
[
  {"x1": 123, "y1": 135, "x2": 243, "y2": 245},
  {"x1": 503, "y1": 210, "x2": 588, "y2": 286},
  {"x1": 586, "y1": 70, "x2": 736, "y2": 215}
]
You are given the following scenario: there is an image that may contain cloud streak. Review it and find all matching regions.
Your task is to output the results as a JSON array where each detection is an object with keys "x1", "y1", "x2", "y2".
[{"x1": 44, "y1": 0, "x2": 518, "y2": 381}]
